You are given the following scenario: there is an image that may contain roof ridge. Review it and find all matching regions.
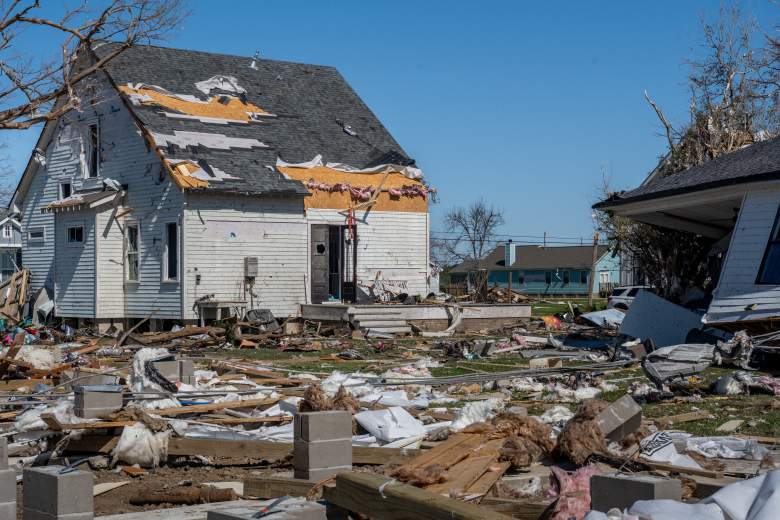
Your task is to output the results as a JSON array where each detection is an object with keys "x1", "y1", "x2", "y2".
[{"x1": 96, "y1": 41, "x2": 339, "y2": 72}]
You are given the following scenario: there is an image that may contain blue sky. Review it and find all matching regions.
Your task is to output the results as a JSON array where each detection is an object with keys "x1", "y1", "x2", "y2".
[{"x1": 3, "y1": 0, "x2": 778, "y2": 243}]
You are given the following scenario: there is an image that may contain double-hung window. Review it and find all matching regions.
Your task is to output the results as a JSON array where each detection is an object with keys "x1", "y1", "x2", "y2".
[
  {"x1": 163, "y1": 222, "x2": 178, "y2": 281},
  {"x1": 125, "y1": 223, "x2": 139, "y2": 282}
]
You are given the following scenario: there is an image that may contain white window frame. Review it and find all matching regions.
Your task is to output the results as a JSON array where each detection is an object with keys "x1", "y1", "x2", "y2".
[
  {"x1": 67, "y1": 225, "x2": 84, "y2": 245},
  {"x1": 162, "y1": 221, "x2": 179, "y2": 282},
  {"x1": 28, "y1": 226, "x2": 45, "y2": 243},
  {"x1": 2, "y1": 225, "x2": 11, "y2": 239},
  {"x1": 59, "y1": 181, "x2": 72, "y2": 199},
  {"x1": 125, "y1": 222, "x2": 140, "y2": 283},
  {"x1": 86, "y1": 122, "x2": 100, "y2": 179}
]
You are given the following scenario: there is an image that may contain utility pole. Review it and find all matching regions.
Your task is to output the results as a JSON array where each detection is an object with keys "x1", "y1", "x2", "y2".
[{"x1": 587, "y1": 232, "x2": 599, "y2": 308}]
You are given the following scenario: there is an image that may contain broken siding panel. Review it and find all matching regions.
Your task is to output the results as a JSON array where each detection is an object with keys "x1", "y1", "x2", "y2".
[
  {"x1": 705, "y1": 189, "x2": 780, "y2": 323},
  {"x1": 307, "y1": 209, "x2": 430, "y2": 297},
  {"x1": 54, "y1": 212, "x2": 96, "y2": 317},
  {"x1": 182, "y1": 194, "x2": 308, "y2": 319}
]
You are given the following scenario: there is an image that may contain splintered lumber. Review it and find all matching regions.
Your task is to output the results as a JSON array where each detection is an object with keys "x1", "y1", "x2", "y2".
[
  {"x1": 323, "y1": 472, "x2": 511, "y2": 520},
  {"x1": 243, "y1": 477, "x2": 316, "y2": 499},
  {"x1": 130, "y1": 326, "x2": 224, "y2": 345},
  {"x1": 402, "y1": 433, "x2": 485, "y2": 471},
  {"x1": 425, "y1": 455, "x2": 495, "y2": 495},
  {"x1": 468, "y1": 461, "x2": 511, "y2": 502}
]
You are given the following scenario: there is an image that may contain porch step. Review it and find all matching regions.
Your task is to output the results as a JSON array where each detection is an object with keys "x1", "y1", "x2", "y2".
[
  {"x1": 353, "y1": 319, "x2": 410, "y2": 328},
  {"x1": 365, "y1": 325, "x2": 413, "y2": 335},
  {"x1": 348, "y1": 307, "x2": 403, "y2": 317},
  {"x1": 347, "y1": 305, "x2": 411, "y2": 336}
]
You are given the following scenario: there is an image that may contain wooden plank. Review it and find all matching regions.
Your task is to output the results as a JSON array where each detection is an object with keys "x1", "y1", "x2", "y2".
[
  {"x1": 467, "y1": 461, "x2": 511, "y2": 501},
  {"x1": 403, "y1": 433, "x2": 484, "y2": 471},
  {"x1": 64, "y1": 435, "x2": 120, "y2": 454},
  {"x1": 641, "y1": 460, "x2": 723, "y2": 478},
  {"x1": 324, "y1": 472, "x2": 511, "y2": 520},
  {"x1": 425, "y1": 455, "x2": 494, "y2": 496},
  {"x1": 153, "y1": 398, "x2": 278, "y2": 416},
  {"x1": 243, "y1": 477, "x2": 316, "y2": 499},
  {"x1": 352, "y1": 445, "x2": 419, "y2": 465},
  {"x1": 168, "y1": 438, "x2": 417, "y2": 465},
  {"x1": 655, "y1": 410, "x2": 714, "y2": 428}
]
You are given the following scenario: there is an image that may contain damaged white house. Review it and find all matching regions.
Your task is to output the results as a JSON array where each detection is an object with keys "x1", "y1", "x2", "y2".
[
  {"x1": 11, "y1": 43, "x2": 435, "y2": 329},
  {"x1": 595, "y1": 136, "x2": 780, "y2": 330}
]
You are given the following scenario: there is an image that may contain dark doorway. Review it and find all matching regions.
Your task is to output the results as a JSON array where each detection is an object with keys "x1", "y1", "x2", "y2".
[{"x1": 311, "y1": 224, "x2": 357, "y2": 304}]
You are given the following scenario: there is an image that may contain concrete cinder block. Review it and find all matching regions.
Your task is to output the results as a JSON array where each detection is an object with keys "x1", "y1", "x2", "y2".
[
  {"x1": 179, "y1": 360, "x2": 195, "y2": 378},
  {"x1": 293, "y1": 438, "x2": 351, "y2": 471},
  {"x1": 74, "y1": 386, "x2": 123, "y2": 419},
  {"x1": 0, "y1": 501, "x2": 14, "y2": 519},
  {"x1": 23, "y1": 466, "x2": 93, "y2": 517},
  {"x1": 590, "y1": 473, "x2": 682, "y2": 512},
  {"x1": 22, "y1": 510, "x2": 92, "y2": 520},
  {"x1": 0, "y1": 437, "x2": 7, "y2": 468},
  {"x1": 293, "y1": 465, "x2": 352, "y2": 482},
  {"x1": 207, "y1": 499, "x2": 327, "y2": 520},
  {"x1": 595, "y1": 394, "x2": 642, "y2": 442},
  {"x1": 294, "y1": 411, "x2": 352, "y2": 442},
  {"x1": 0, "y1": 467, "x2": 15, "y2": 502},
  {"x1": 151, "y1": 360, "x2": 179, "y2": 381}
]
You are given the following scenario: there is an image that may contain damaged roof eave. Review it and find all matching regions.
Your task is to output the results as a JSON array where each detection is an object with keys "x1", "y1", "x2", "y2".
[{"x1": 594, "y1": 174, "x2": 780, "y2": 212}]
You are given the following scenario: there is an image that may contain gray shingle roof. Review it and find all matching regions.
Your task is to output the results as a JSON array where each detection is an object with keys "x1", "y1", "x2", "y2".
[
  {"x1": 594, "y1": 135, "x2": 780, "y2": 209},
  {"x1": 450, "y1": 245, "x2": 610, "y2": 273},
  {"x1": 94, "y1": 43, "x2": 412, "y2": 196}
]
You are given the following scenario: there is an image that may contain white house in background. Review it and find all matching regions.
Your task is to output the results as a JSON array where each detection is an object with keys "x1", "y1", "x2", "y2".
[
  {"x1": 11, "y1": 43, "x2": 434, "y2": 329},
  {"x1": 0, "y1": 210, "x2": 21, "y2": 282},
  {"x1": 595, "y1": 135, "x2": 780, "y2": 330}
]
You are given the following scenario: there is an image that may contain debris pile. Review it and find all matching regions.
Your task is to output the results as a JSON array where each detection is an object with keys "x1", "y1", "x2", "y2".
[{"x1": 0, "y1": 291, "x2": 775, "y2": 519}]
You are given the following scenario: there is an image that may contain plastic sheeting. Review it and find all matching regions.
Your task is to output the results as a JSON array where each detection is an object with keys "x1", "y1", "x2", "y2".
[
  {"x1": 450, "y1": 398, "x2": 504, "y2": 431},
  {"x1": 111, "y1": 422, "x2": 171, "y2": 468},
  {"x1": 354, "y1": 407, "x2": 425, "y2": 442},
  {"x1": 276, "y1": 154, "x2": 423, "y2": 180}
]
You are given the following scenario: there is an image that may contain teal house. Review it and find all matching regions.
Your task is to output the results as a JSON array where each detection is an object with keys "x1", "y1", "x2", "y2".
[{"x1": 449, "y1": 243, "x2": 620, "y2": 296}]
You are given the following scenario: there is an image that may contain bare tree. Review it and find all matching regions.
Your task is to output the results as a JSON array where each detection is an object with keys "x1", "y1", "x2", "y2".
[
  {"x1": 645, "y1": 5, "x2": 774, "y2": 179},
  {"x1": 596, "y1": 6, "x2": 777, "y2": 302},
  {"x1": 443, "y1": 199, "x2": 505, "y2": 263},
  {"x1": 0, "y1": 0, "x2": 187, "y2": 131}
]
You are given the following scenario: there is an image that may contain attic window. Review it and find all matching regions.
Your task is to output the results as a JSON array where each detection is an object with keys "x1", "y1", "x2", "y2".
[{"x1": 757, "y1": 206, "x2": 780, "y2": 285}]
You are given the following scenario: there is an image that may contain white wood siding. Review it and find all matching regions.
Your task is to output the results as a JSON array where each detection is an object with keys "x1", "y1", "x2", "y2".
[
  {"x1": 705, "y1": 189, "x2": 780, "y2": 323},
  {"x1": 94, "y1": 207, "x2": 125, "y2": 319},
  {"x1": 55, "y1": 212, "x2": 95, "y2": 317},
  {"x1": 19, "y1": 73, "x2": 184, "y2": 319},
  {"x1": 307, "y1": 209, "x2": 430, "y2": 299},
  {"x1": 182, "y1": 200, "x2": 430, "y2": 320},
  {"x1": 183, "y1": 194, "x2": 308, "y2": 319}
]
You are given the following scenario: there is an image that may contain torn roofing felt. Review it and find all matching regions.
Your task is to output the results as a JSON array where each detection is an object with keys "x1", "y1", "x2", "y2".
[{"x1": 93, "y1": 43, "x2": 413, "y2": 196}]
